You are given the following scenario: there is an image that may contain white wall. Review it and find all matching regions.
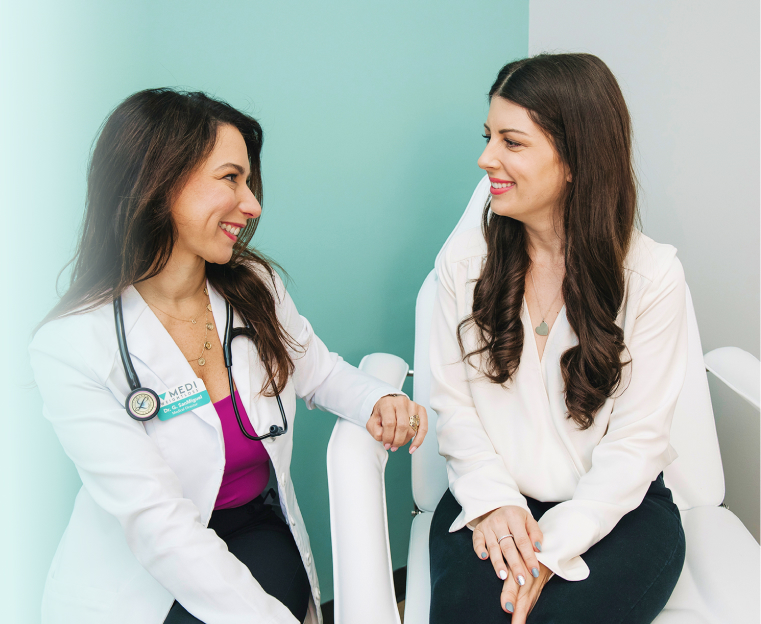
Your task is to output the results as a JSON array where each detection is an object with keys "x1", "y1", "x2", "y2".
[{"x1": 529, "y1": 0, "x2": 759, "y2": 540}]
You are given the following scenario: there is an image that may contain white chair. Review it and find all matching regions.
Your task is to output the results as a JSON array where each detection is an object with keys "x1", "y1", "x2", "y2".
[{"x1": 327, "y1": 176, "x2": 761, "y2": 624}]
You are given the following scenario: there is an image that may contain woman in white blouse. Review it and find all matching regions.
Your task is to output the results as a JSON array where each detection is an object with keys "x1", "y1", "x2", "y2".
[{"x1": 428, "y1": 54, "x2": 687, "y2": 623}]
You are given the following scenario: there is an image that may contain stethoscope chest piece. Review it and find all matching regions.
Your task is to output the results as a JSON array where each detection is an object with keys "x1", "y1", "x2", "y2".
[{"x1": 126, "y1": 387, "x2": 161, "y2": 421}]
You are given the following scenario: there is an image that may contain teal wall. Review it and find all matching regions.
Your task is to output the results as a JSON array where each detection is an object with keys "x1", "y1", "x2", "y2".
[{"x1": 0, "y1": 1, "x2": 528, "y2": 620}]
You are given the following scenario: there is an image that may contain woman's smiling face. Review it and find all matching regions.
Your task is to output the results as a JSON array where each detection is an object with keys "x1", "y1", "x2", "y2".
[
  {"x1": 171, "y1": 123, "x2": 262, "y2": 265},
  {"x1": 478, "y1": 97, "x2": 570, "y2": 227}
]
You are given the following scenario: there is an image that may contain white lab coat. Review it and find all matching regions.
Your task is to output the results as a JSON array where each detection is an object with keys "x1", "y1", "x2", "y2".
[
  {"x1": 29, "y1": 273, "x2": 399, "y2": 624},
  {"x1": 430, "y1": 227, "x2": 688, "y2": 581}
]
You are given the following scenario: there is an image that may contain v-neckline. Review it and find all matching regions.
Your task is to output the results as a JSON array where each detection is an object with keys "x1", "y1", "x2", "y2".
[{"x1": 523, "y1": 296, "x2": 566, "y2": 365}]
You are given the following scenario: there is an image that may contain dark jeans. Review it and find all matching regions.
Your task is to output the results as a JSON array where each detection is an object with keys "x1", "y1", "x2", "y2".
[
  {"x1": 163, "y1": 493, "x2": 311, "y2": 624},
  {"x1": 429, "y1": 474, "x2": 685, "y2": 624}
]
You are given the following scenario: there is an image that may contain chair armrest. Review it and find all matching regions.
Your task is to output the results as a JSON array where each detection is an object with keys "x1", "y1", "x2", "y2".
[
  {"x1": 358, "y1": 352, "x2": 410, "y2": 390},
  {"x1": 704, "y1": 347, "x2": 760, "y2": 410},
  {"x1": 326, "y1": 353, "x2": 408, "y2": 624}
]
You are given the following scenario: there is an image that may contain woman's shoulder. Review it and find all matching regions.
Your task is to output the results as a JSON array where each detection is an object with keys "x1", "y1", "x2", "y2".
[
  {"x1": 30, "y1": 300, "x2": 119, "y2": 379},
  {"x1": 437, "y1": 226, "x2": 487, "y2": 269},
  {"x1": 625, "y1": 230, "x2": 684, "y2": 285},
  {"x1": 239, "y1": 257, "x2": 288, "y2": 303}
]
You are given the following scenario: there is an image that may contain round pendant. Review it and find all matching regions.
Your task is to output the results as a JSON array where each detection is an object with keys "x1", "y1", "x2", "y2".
[
  {"x1": 125, "y1": 388, "x2": 160, "y2": 421},
  {"x1": 191, "y1": 319, "x2": 196, "y2": 324},
  {"x1": 204, "y1": 342, "x2": 211, "y2": 350},
  {"x1": 198, "y1": 357, "x2": 206, "y2": 366},
  {"x1": 535, "y1": 321, "x2": 549, "y2": 336},
  {"x1": 207, "y1": 323, "x2": 214, "y2": 330}
]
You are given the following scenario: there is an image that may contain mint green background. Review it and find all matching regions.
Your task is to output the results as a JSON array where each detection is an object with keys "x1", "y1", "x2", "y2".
[{"x1": 0, "y1": 2, "x2": 528, "y2": 621}]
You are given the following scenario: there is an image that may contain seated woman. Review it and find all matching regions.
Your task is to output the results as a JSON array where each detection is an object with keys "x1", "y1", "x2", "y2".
[
  {"x1": 428, "y1": 54, "x2": 686, "y2": 624},
  {"x1": 30, "y1": 89, "x2": 427, "y2": 624}
]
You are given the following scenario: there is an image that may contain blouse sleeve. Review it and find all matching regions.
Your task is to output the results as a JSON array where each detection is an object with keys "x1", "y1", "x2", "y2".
[
  {"x1": 271, "y1": 272, "x2": 403, "y2": 428},
  {"x1": 430, "y1": 247, "x2": 531, "y2": 530},
  {"x1": 535, "y1": 254, "x2": 688, "y2": 581}
]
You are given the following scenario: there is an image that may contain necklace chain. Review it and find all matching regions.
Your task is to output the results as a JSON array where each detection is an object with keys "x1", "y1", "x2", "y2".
[
  {"x1": 147, "y1": 289, "x2": 208, "y2": 324},
  {"x1": 529, "y1": 268, "x2": 563, "y2": 336},
  {"x1": 145, "y1": 286, "x2": 214, "y2": 366}
]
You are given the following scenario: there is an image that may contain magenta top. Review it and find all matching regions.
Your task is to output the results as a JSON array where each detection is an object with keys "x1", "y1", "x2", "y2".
[{"x1": 213, "y1": 391, "x2": 271, "y2": 510}]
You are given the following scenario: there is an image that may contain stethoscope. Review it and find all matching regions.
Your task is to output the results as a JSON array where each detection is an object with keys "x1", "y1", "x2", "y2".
[{"x1": 113, "y1": 296, "x2": 288, "y2": 441}]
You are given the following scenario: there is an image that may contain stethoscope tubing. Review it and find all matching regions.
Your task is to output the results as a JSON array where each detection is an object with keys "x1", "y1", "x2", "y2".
[{"x1": 114, "y1": 294, "x2": 287, "y2": 440}]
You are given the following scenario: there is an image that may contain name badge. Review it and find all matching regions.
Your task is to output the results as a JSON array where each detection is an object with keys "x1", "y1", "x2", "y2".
[{"x1": 158, "y1": 379, "x2": 211, "y2": 421}]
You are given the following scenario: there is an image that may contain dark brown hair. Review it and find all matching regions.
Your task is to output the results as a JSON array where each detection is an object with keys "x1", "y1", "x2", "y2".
[
  {"x1": 40, "y1": 88, "x2": 298, "y2": 395},
  {"x1": 459, "y1": 54, "x2": 637, "y2": 429}
]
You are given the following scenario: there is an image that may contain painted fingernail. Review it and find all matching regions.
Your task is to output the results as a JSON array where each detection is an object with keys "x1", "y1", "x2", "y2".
[
  {"x1": 499, "y1": 570, "x2": 507, "y2": 580},
  {"x1": 532, "y1": 567, "x2": 539, "y2": 578},
  {"x1": 505, "y1": 602, "x2": 514, "y2": 613},
  {"x1": 409, "y1": 446, "x2": 417, "y2": 454},
  {"x1": 517, "y1": 575, "x2": 525, "y2": 586},
  {"x1": 384, "y1": 443, "x2": 391, "y2": 450},
  {"x1": 534, "y1": 541, "x2": 542, "y2": 552},
  {"x1": 390, "y1": 447, "x2": 398, "y2": 452}
]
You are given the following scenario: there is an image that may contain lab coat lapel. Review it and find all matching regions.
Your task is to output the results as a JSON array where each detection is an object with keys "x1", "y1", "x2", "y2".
[{"x1": 119, "y1": 285, "x2": 221, "y2": 434}]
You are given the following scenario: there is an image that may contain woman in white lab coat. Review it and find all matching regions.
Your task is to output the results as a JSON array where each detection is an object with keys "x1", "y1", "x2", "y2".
[
  {"x1": 30, "y1": 88, "x2": 427, "y2": 624},
  {"x1": 428, "y1": 54, "x2": 686, "y2": 623}
]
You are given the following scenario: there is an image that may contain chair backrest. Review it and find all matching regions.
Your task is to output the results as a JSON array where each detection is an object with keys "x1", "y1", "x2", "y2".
[{"x1": 411, "y1": 177, "x2": 725, "y2": 513}]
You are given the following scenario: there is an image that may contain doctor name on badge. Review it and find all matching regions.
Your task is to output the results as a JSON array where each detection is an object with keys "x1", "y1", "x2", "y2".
[{"x1": 159, "y1": 379, "x2": 212, "y2": 421}]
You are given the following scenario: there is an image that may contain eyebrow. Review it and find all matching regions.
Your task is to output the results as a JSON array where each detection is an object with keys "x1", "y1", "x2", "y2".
[
  {"x1": 483, "y1": 123, "x2": 529, "y2": 136},
  {"x1": 214, "y1": 162, "x2": 250, "y2": 176}
]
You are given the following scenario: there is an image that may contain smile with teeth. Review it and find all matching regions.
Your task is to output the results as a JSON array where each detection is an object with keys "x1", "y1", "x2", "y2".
[
  {"x1": 489, "y1": 178, "x2": 516, "y2": 195},
  {"x1": 219, "y1": 222, "x2": 242, "y2": 237}
]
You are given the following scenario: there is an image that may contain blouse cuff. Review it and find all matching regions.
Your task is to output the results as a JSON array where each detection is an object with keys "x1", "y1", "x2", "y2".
[{"x1": 534, "y1": 505, "x2": 601, "y2": 581}]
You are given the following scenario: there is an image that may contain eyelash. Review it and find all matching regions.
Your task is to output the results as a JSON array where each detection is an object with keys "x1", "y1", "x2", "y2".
[
  {"x1": 482, "y1": 134, "x2": 521, "y2": 149},
  {"x1": 224, "y1": 173, "x2": 252, "y2": 185}
]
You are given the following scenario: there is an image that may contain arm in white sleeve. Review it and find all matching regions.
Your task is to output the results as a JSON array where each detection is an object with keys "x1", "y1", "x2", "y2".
[
  {"x1": 535, "y1": 255, "x2": 688, "y2": 581},
  {"x1": 271, "y1": 274, "x2": 403, "y2": 428},
  {"x1": 29, "y1": 326, "x2": 299, "y2": 624},
  {"x1": 430, "y1": 248, "x2": 529, "y2": 532}
]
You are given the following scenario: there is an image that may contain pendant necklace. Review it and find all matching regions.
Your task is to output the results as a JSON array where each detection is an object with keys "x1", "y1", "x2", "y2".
[
  {"x1": 529, "y1": 269, "x2": 563, "y2": 336},
  {"x1": 147, "y1": 286, "x2": 214, "y2": 366}
]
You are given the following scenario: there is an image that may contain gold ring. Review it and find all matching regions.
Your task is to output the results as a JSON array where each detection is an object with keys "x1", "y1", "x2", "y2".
[{"x1": 409, "y1": 414, "x2": 420, "y2": 433}]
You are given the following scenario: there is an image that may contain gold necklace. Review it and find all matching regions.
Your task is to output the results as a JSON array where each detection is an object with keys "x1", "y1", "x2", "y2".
[
  {"x1": 529, "y1": 269, "x2": 563, "y2": 336},
  {"x1": 147, "y1": 286, "x2": 210, "y2": 324},
  {"x1": 188, "y1": 305, "x2": 213, "y2": 366},
  {"x1": 146, "y1": 286, "x2": 214, "y2": 366}
]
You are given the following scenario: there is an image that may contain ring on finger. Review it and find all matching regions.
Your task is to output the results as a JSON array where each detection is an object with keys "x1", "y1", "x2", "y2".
[
  {"x1": 409, "y1": 413, "x2": 420, "y2": 433},
  {"x1": 497, "y1": 534, "x2": 514, "y2": 544}
]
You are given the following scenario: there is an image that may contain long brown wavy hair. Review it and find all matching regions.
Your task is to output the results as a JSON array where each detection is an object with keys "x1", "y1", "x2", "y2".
[
  {"x1": 39, "y1": 88, "x2": 298, "y2": 395},
  {"x1": 459, "y1": 54, "x2": 637, "y2": 429}
]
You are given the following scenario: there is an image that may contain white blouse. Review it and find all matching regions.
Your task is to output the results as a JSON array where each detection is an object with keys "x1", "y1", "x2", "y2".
[{"x1": 429, "y1": 227, "x2": 688, "y2": 581}]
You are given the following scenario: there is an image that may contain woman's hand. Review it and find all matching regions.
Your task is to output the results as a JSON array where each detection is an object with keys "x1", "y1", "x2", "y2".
[
  {"x1": 366, "y1": 395, "x2": 428, "y2": 453},
  {"x1": 471, "y1": 505, "x2": 544, "y2": 590},
  {"x1": 500, "y1": 562, "x2": 552, "y2": 622}
]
